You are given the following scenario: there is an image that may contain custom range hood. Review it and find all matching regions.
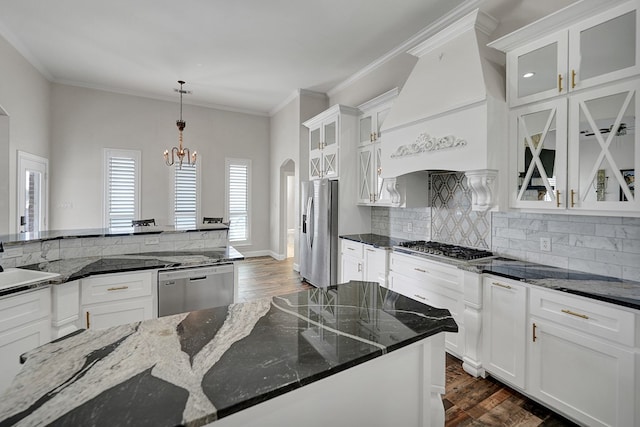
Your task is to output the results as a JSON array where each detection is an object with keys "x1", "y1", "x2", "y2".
[{"x1": 381, "y1": 9, "x2": 507, "y2": 211}]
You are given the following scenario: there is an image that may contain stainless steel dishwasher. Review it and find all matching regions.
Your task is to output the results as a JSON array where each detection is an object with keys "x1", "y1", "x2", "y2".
[{"x1": 157, "y1": 264, "x2": 234, "y2": 317}]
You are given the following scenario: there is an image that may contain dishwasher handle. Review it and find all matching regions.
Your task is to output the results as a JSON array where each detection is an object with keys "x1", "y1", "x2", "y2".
[{"x1": 158, "y1": 263, "x2": 234, "y2": 281}]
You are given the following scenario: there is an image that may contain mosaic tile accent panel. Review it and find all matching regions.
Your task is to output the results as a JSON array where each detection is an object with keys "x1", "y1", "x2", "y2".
[{"x1": 431, "y1": 172, "x2": 491, "y2": 249}]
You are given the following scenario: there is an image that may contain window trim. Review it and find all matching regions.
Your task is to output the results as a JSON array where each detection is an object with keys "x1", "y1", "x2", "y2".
[
  {"x1": 225, "y1": 157, "x2": 251, "y2": 245},
  {"x1": 103, "y1": 148, "x2": 140, "y2": 229},
  {"x1": 171, "y1": 161, "x2": 201, "y2": 229}
]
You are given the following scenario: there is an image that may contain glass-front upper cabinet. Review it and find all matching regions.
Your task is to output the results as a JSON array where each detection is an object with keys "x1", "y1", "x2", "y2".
[
  {"x1": 569, "y1": 3, "x2": 638, "y2": 91},
  {"x1": 568, "y1": 80, "x2": 638, "y2": 212},
  {"x1": 506, "y1": 1, "x2": 639, "y2": 107},
  {"x1": 510, "y1": 99, "x2": 568, "y2": 209},
  {"x1": 508, "y1": 33, "x2": 568, "y2": 106}
]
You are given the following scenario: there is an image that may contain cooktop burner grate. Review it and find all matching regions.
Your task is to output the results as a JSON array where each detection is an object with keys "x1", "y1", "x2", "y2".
[{"x1": 394, "y1": 241, "x2": 493, "y2": 261}]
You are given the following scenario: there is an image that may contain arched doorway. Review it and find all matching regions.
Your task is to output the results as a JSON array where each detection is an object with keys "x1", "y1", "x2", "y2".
[{"x1": 280, "y1": 159, "x2": 295, "y2": 259}]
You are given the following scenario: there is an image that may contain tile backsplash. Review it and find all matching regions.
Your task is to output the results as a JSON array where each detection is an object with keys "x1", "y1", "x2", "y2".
[
  {"x1": 371, "y1": 206, "x2": 430, "y2": 241},
  {"x1": 371, "y1": 172, "x2": 640, "y2": 281},
  {"x1": 492, "y1": 213, "x2": 640, "y2": 282}
]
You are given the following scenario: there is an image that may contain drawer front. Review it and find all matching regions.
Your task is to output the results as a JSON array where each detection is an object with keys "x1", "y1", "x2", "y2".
[
  {"x1": 390, "y1": 253, "x2": 461, "y2": 292},
  {"x1": 529, "y1": 287, "x2": 635, "y2": 347},
  {"x1": 81, "y1": 271, "x2": 153, "y2": 305},
  {"x1": 341, "y1": 239, "x2": 363, "y2": 258},
  {"x1": 0, "y1": 288, "x2": 51, "y2": 334}
]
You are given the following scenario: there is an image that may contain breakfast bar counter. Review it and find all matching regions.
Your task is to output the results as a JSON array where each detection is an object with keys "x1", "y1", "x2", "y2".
[{"x1": 0, "y1": 281, "x2": 457, "y2": 427}]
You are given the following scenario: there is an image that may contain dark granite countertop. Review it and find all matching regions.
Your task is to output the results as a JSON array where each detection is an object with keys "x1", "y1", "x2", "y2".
[
  {"x1": 339, "y1": 233, "x2": 407, "y2": 248},
  {"x1": 465, "y1": 257, "x2": 640, "y2": 311},
  {"x1": 0, "y1": 224, "x2": 229, "y2": 245},
  {"x1": 0, "y1": 281, "x2": 458, "y2": 427},
  {"x1": 0, "y1": 247, "x2": 244, "y2": 298}
]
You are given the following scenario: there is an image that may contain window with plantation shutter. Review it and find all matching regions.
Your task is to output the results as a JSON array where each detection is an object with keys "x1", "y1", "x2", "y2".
[
  {"x1": 173, "y1": 163, "x2": 198, "y2": 229},
  {"x1": 104, "y1": 149, "x2": 140, "y2": 229},
  {"x1": 225, "y1": 158, "x2": 251, "y2": 244}
]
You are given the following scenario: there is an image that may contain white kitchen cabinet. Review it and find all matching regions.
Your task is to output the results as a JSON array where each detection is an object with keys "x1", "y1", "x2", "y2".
[
  {"x1": 340, "y1": 239, "x2": 363, "y2": 283},
  {"x1": 305, "y1": 105, "x2": 359, "y2": 180},
  {"x1": 495, "y1": 0, "x2": 640, "y2": 215},
  {"x1": 482, "y1": 276, "x2": 527, "y2": 389},
  {"x1": 509, "y1": 80, "x2": 639, "y2": 213},
  {"x1": 81, "y1": 271, "x2": 154, "y2": 330},
  {"x1": 0, "y1": 288, "x2": 51, "y2": 393},
  {"x1": 568, "y1": 80, "x2": 639, "y2": 212},
  {"x1": 356, "y1": 89, "x2": 398, "y2": 206},
  {"x1": 510, "y1": 99, "x2": 568, "y2": 209},
  {"x1": 528, "y1": 287, "x2": 636, "y2": 426},
  {"x1": 340, "y1": 239, "x2": 390, "y2": 287},
  {"x1": 363, "y1": 245, "x2": 387, "y2": 287},
  {"x1": 388, "y1": 252, "x2": 464, "y2": 357},
  {"x1": 357, "y1": 88, "x2": 397, "y2": 146},
  {"x1": 501, "y1": 0, "x2": 639, "y2": 107}
]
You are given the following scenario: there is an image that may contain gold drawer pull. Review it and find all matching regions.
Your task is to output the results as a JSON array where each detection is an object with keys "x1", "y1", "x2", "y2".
[
  {"x1": 366, "y1": 248, "x2": 375, "y2": 252},
  {"x1": 556, "y1": 190, "x2": 561, "y2": 208},
  {"x1": 414, "y1": 268, "x2": 427, "y2": 273},
  {"x1": 570, "y1": 189, "x2": 576, "y2": 208},
  {"x1": 347, "y1": 247, "x2": 355, "y2": 251},
  {"x1": 532, "y1": 322, "x2": 537, "y2": 342},
  {"x1": 571, "y1": 69, "x2": 576, "y2": 89},
  {"x1": 414, "y1": 294, "x2": 426, "y2": 301},
  {"x1": 107, "y1": 285, "x2": 129, "y2": 291},
  {"x1": 558, "y1": 74, "x2": 563, "y2": 92},
  {"x1": 492, "y1": 282, "x2": 512, "y2": 289},
  {"x1": 562, "y1": 309, "x2": 589, "y2": 320}
]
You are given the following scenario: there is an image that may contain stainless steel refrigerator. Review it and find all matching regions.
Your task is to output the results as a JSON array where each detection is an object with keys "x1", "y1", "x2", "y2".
[{"x1": 300, "y1": 179, "x2": 338, "y2": 288}]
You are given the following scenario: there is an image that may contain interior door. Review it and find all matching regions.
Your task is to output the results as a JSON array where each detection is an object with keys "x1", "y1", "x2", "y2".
[{"x1": 17, "y1": 151, "x2": 48, "y2": 233}]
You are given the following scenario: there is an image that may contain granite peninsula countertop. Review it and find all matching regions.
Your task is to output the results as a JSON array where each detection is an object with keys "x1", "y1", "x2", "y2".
[
  {"x1": 0, "y1": 247, "x2": 244, "y2": 297},
  {"x1": 339, "y1": 233, "x2": 407, "y2": 248},
  {"x1": 0, "y1": 224, "x2": 229, "y2": 245},
  {"x1": 0, "y1": 281, "x2": 458, "y2": 427}
]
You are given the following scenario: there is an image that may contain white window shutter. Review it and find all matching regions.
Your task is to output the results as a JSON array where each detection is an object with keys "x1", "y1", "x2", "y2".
[
  {"x1": 226, "y1": 159, "x2": 251, "y2": 243},
  {"x1": 174, "y1": 163, "x2": 197, "y2": 229},
  {"x1": 104, "y1": 149, "x2": 140, "y2": 229}
]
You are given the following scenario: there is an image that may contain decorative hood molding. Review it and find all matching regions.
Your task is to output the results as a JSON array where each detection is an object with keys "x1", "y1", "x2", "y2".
[{"x1": 380, "y1": 9, "x2": 507, "y2": 211}]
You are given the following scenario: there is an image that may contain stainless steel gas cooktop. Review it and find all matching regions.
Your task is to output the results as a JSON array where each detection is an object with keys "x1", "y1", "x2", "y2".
[{"x1": 393, "y1": 240, "x2": 493, "y2": 261}]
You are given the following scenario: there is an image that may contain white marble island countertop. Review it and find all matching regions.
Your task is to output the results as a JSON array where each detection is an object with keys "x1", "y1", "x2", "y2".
[{"x1": 0, "y1": 281, "x2": 457, "y2": 427}]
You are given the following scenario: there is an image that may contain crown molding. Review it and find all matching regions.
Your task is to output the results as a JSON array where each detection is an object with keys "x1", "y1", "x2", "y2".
[
  {"x1": 269, "y1": 89, "x2": 327, "y2": 117},
  {"x1": 488, "y1": 0, "x2": 627, "y2": 52}
]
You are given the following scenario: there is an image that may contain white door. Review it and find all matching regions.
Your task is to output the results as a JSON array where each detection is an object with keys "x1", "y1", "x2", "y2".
[{"x1": 17, "y1": 151, "x2": 48, "y2": 233}]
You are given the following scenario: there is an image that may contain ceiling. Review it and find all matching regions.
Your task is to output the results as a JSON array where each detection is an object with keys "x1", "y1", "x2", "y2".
[{"x1": 0, "y1": 0, "x2": 576, "y2": 116}]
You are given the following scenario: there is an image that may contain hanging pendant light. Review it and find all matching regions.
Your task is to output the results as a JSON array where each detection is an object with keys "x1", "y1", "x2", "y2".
[{"x1": 164, "y1": 80, "x2": 197, "y2": 169}]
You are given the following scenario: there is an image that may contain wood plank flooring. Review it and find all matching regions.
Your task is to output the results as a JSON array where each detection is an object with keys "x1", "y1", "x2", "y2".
[{"x1": 236, "y1": 256, "x2": 579, "y2": 427}]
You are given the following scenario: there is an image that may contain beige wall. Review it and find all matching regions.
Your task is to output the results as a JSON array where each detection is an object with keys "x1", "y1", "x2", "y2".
[
  {"x1": 0, "y1": 35, "x2": 51, "y2": 235},
  {"x1": 50, "y1": 84, "x2": 271, "y2": 254}
]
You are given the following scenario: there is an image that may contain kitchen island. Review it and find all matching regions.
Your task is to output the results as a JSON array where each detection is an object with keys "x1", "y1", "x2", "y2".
[{"x1": 0, "y1": 281, "x2": 457, "y2": 427}]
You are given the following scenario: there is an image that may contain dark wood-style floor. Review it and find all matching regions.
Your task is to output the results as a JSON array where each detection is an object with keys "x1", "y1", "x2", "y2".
[{"x1": 236, "y1": 256, "x2": 578, "y2": 427}]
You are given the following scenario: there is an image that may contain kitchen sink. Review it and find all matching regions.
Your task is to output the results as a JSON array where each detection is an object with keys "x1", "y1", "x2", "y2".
[{"x1": 0, "y1": 268, "x2": 61, "y2": 291}]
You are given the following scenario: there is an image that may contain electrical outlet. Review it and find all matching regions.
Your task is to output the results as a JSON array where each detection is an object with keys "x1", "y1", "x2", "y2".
[
  {"x1": 407, "y1": 222, "x2": 413, "y2": 232},
  {"x1": 540, "y1": 237, "x2": 551, "y2": 252}
]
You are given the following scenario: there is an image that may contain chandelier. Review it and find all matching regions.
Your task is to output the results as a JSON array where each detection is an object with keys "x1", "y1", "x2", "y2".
[{"x1": 164, "y1": 80, "x2": 197, "y2": 169}]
